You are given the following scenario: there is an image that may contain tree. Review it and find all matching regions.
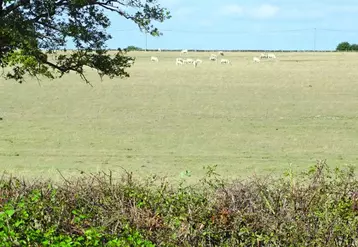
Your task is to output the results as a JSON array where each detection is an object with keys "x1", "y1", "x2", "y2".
[
  {"x1": 336, "y1": 42, "x2": 351, "y2": 51},
  {"x1": 125, "y1": 45, "x2": 143, "y2": 51},
  {"x1": 350, "y1": 44, "x2": 358, "y2": 51},
  {"x1": 0, "y1": 0, "x2": 171, "y2": 84}
]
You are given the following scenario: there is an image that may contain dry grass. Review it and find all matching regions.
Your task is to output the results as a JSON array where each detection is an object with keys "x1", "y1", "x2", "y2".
[{"x1": 1, "y1": 51, "x2": 358, "y2": 182}]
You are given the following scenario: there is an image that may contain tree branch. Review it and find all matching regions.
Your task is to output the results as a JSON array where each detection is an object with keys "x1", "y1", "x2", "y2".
[
  {"x1": 3, "y1": 0, "x2": 30, "y2": 16},
  {"x1": 1, "y1": 0, "x2": 170, "y2": 84},
  {"x1": 36, "y1": 20, "x2": 62, "y2": 33},
  {"x1": 43, "y1": 58, "x2": 92, "y2": 87},
  {"x1": 90, "y1": 1, "x2": 132, "y2": 19}
]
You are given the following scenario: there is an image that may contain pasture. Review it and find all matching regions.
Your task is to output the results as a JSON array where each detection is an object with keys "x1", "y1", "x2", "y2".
[{"x1": 1, "y1": 51, "x2": 358, "y2": 182}]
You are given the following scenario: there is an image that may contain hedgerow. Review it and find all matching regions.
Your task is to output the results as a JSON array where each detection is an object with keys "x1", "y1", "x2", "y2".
[{"x1": 1, "y1": 160, "x2": 358, "y2": 246}]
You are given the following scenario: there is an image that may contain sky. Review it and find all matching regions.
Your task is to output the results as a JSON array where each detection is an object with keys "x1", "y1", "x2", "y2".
[{"x1": 80, "y1": 0, "x2": 358, "y2": 50}]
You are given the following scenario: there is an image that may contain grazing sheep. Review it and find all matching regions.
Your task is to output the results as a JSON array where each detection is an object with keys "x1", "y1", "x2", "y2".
[
  {"x1": 260, "y1": 53, "x2": 268, "y2": 59},
  {"x1": 151, "y1": 56, "x2": 159, "y2": 62},
  {"x1": 220, "y1": 58, "x2": 231, "y2": 65},
  {"x1": 209, "y1": 54, "x2": 217, "y2": 61},
  {"x1": 195, "y1": 59, "x2": 202, "y2": 64},
  {"x1": 184, "y1": 58, "x2": 194, "y2": 64},
  {"x1": 193, "y1": 59, "x2": 203, "y2": 67},
  {"x1": 181, "y1": 49, "x2": 188, "y2": 55},
  {"x1": 253, "y1": 57, "x2": 260, "y2": 63},
  {"x1": 176, "y1": 58, "x2": 184, "y2": 65},
  {"x1": 268, "y1": 53, "x2": 276, "y2": 59},
  {"x1": 218, "y1": 51, "x2": 224, "y2": 56}
]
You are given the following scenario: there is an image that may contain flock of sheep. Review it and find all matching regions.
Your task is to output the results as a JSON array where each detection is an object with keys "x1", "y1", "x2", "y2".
[{"x1": 149, "y1": 50, "x2": 277, "y2": 67}]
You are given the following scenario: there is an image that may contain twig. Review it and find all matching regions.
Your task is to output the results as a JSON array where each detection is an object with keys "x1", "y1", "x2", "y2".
[{"x1": 56, "y1": 168, "x2": 72, "y2": 185}]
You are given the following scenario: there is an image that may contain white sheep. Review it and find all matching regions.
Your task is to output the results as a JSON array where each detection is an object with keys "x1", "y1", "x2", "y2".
[
  {"x1": 220, "y1": 58, "x2": 231, "y2": 65},
  {"x1": 253, "y1": 57, "x2": 260, "y2": 63},
  {"x1": 193, "y1": 59, "x2": 203, "y2": 67},
  {"x1": 176, "y1": 58, "x2": 183, "y2": 65},
  {"x1": 268, "y1": 53, "x2": 276, "y2": 59},
  {"x1": 151, "y1": 56, "x2": 159, "y2": 62},
  {"x1": 180, "y1": 49, "x2": 188, "y2": 55},
  {"x1": 195, "y1": 59, "x2": 202, "y2": 64},
  {"x1": 218, "y1": 51, "x2": 224, "y2": 56},
  {"x1": 260, "y1": 53, "x2": 268, "y2": 59},
  {"x1": 209, "y1": 54, "x2": 217, "y2": 61},
  {"x1": 184, "y1": 58, "x2": 194, "y2": 64}
]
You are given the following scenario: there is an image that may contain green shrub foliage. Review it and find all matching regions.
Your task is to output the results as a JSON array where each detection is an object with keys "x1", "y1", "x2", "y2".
[{"x1": 1, "y1": 160, "x2": 358, "y2": 246}]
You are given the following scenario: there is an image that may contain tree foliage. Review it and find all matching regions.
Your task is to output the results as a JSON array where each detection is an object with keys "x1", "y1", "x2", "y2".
[
  {"x1": 0, "y1": 0, "x2": 171, "y2": 83},
  {"x1": 336, "y1": 42, "x2": 352, "y2": 51},
  {"x1": 125, "y1": 45, "x2": 143, "y2": 51},
  {"x1": 349, "y1": 44, "x2": 358, "y2": 51}
]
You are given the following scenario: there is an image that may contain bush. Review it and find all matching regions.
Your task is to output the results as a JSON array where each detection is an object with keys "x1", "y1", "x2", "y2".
[
  {"x1": 1, "y1": 161, "x2": 358, "y2": 246},
  {"x1": 125, "y1": 46, "x2": 143, "y2": 51}
]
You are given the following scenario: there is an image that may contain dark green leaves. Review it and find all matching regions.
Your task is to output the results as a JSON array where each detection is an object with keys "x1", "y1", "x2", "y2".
[{"x1": 0, "y1": 0, "x2": 170, "y2": 83}]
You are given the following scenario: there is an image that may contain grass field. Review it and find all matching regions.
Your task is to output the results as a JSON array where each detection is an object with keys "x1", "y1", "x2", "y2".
[{"x1": 1, "y1": 51, "x2": 358, "y2": 182}]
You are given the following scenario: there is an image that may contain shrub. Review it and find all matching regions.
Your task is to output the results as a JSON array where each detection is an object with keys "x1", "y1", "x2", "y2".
[
  {"x1": 1, "y1": 160, "x2": 358, "y2": 246},
  {"x1": 125, "y1": 46, "x2": 143, "y2": 51}
]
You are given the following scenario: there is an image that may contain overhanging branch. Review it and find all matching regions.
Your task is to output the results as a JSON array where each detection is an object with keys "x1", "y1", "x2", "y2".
[{"x1": 3, "y1": 0, "x2": 30, "y2": 16}]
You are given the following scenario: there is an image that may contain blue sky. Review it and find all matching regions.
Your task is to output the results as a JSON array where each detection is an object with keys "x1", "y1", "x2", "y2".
[{"x1": 89, "y1": 0, "x2": 358, "y2": 50}]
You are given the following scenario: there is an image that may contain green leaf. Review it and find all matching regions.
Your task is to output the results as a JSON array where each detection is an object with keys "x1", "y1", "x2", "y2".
[{"x1": 5, "y1": 209, "x2": 15, "y2": 217}]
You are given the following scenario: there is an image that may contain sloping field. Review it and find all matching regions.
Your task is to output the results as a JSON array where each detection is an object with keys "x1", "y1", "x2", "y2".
[{"x1": 1, "y1": 51, "x2": 358, "y2": 182}]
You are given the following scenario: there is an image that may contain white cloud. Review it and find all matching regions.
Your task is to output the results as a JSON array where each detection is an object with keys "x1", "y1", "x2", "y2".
[
  {"x1": 219, "y1": 4, "x2": 244, "y2": 16},
  {"x1": 248, "y1": 4, "x2": 279, "y2": 19}
]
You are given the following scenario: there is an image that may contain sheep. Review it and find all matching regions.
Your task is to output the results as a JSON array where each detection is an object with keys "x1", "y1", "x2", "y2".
[
  {"x1": 181, "y1": 49, "x2": 188, "y2": 55},
  {"x1": 151, "y1": 56, "x2": 159, "y2": 62},
  {"x1": 193, "y1": 59, "x2": 203, "y2": 67},
  {"x1": 260, "y1": 53, "x2": 268, "y2": 59},
  {"x1": 268, "y1": 53, "x2": 276, "y2": 59},
  {"x1": 195, "y1": 59, "x2": 203, "y2": 64},
  {"x1": 209, "y1": 54, "x2": 217, "y2": 61},
  {"x1": 184, "y1": 58, "x2": 194, "y2": 64},
  {"x1": 176, "y1": 58, "x2": 184, "y2": 65},
  {"x1": 253, "y1": 57, "x2": 260, "y2": 63},
  {"x1": 220, "y1": 58, "x2": 231, "y2": 65},
  {"x1": 218, "y1": 51, "x2": 224, "y2": 56}
]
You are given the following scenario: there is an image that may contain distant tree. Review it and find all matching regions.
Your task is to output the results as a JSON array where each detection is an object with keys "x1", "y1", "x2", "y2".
[
  {"x1": 336, "y1": 42, "x2": 351, "y2": 51},
  {"x1": 350, "y1": 44, "x2": 358, "y2": 51},
  {"x1": 126, "y1": 46, "x2": 143, "y2": 51},
  {"x1": 0, "y1": 0, "x2": 171, "y2": 84}
]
